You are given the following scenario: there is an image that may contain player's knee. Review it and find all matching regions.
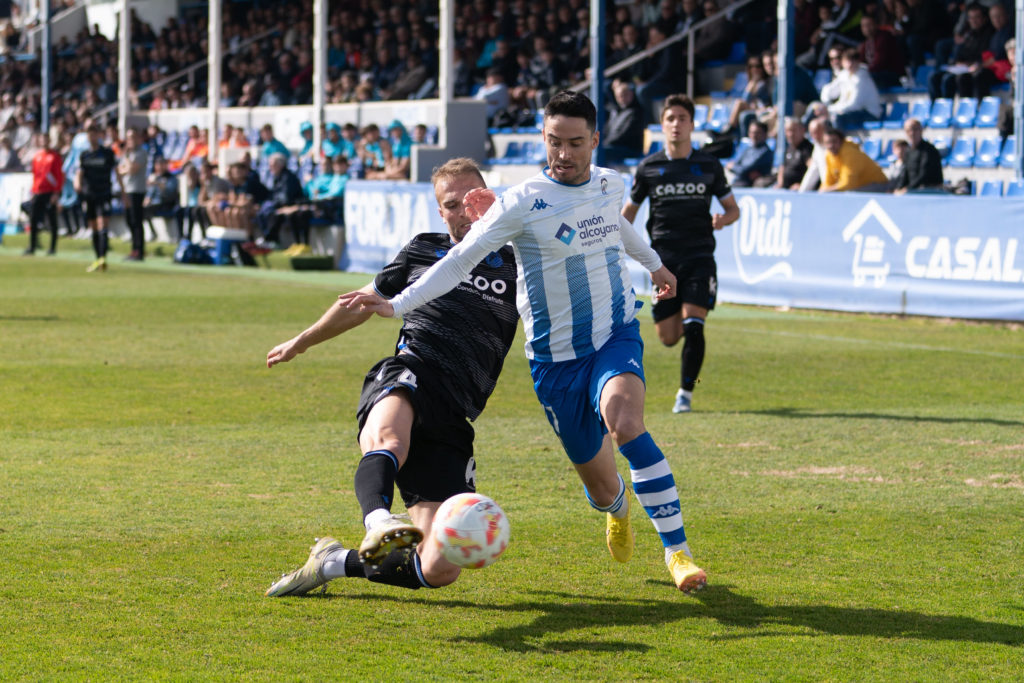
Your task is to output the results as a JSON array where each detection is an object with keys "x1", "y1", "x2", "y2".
[
  {"x1": 683, "y1": 318, "x2": 705, "y2": 343},
  {"x1": 658, "y1": 327, "x2": 683, "y2": 347},
  {"x1": 420, "y1": 555, "x2": 461, "y2": 587},
  {"x1": 608, "y1": 418, "x2": 646, "y2": 448}
]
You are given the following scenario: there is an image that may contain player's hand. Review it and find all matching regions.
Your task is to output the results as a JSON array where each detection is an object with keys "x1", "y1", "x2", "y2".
[
  {"x1": 338, "y1": 290, "x2": 395, "y2": 317},
  {"x1": 650, "y1": 265, "x2": 676, "y2": 302},
  {"x1": 463, "y1": 188, "x2": 496, "y2": 222},
  {"x1": 267, "y1": 338, "x2": 302, "y2": 368},
  {"x1": 712, "y1": 213, "x2": 727, "y2": 230}
]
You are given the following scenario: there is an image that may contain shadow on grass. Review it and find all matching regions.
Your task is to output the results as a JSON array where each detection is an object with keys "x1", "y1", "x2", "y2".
[
  {"x1": 742, "y1": 407, "x2": 1024, "y2": 428},
  {"x1": 341, "y1": 585, "x2": 1024, "y2": 652},
  {"x1": 0, "y1": 315, "x2": 60, "y2": 322}
]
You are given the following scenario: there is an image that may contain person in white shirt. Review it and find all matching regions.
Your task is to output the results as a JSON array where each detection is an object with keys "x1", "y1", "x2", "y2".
[
  {"x1": 341, "y1": 91, "x2": 709, "y2": 594},
  {"x1": 798, "y1": 116, "x2": 831, "y2": 192},
  {"x1": 828, "y1": 49, "x2": 883, "y2": 130}
]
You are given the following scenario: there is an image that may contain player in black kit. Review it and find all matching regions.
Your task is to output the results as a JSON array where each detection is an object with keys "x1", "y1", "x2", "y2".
[
  {"x1": 76, "y1": 124, "x2": 117, "y2": 273},
  {"x1": 265, "y1": 158, "x2": 519, "y2": 595},
  {"x1": 622, "y1": 94, "x2": 740, "y2": 413}
]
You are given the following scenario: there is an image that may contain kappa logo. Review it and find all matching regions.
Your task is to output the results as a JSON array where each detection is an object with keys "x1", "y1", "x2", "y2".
[
  {"x1": 531, "y1": 198, "x2": 552, "y2": 211},
  {"x1": 555, "y1": 222, "x2": 576, "y2": 245},
  {"x1": 627, "y1": 358, "x2": 641, "y2": 369},
  {"x1": 651, "y1": 504, "x2": 680, "y2": 518}
]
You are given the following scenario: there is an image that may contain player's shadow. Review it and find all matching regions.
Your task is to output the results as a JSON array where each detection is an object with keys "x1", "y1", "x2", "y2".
[
  {"x1": 741, "y1": 407, "x2": 1024, "y2": 428},
  {"x1": 343, "y1": 586, "x2": 1024, "y2": 652}
]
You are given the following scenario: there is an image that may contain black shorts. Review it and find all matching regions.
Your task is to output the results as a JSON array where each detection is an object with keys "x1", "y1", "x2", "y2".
[
  {"x1": 82, "y1": 194, "x2": 112, "y2": 221},
  {"x1": 356, "y1": 355, "x2": 476, "y2": 508},
  {"x1": 652, "y1": 256, "x2": 717, "y2": 322}
]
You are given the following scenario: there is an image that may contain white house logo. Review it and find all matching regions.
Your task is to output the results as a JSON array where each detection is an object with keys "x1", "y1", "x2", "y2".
[
  {"x1": 732, "y1": 195, "x2": 794, "y2": 284},
  {"x1": 841, "y1": 199, "x2": 902, "y2": 287}
]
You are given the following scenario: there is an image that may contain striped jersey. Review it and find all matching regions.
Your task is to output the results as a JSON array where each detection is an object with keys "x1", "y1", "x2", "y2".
[{"x1": 390, "y1": 166, "x2": 663, "y2": 363}]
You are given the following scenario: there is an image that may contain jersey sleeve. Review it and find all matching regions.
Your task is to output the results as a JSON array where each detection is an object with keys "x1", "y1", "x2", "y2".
[
  {"x1": 389, "y1": 192, "x2": 524, "y2": 317},
  {"x1": 373, "y1": 244, "x2": 412, "y2": 297},
  {"x1": 711, "y1": 158, "x2": 732, "y2": 199},
  {"x1": 618, "y1": 215, "x2": 663, "y2": 272},
  {"x1": 628, "y1": 160, "x2": 649, "y2": 205}
]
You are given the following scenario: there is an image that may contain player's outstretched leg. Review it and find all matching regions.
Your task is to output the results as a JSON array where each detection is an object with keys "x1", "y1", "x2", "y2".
[
  {"x1": 353, "y1": 449, "x2": 424, "y2": 564},
  {"x1": 265, "y1": 536, "x2": 346, "y2": 597},
  {"x1": 619, "y1": 431, "x2": 707, "y2": 592},
  {"x1": 675, "y1": 317, "x2": 706, "y2": 414}
]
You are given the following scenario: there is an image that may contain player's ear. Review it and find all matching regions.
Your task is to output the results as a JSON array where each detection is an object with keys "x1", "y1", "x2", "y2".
[{"x1": 591, "y1": 130, "x2": 600, "y2": 150}]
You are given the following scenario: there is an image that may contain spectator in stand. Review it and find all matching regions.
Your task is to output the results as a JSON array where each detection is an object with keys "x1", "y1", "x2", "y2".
[
  {"x1": 892, "y1": 118, "x2": 944, "y2": 194},
  {"x1": 298, "y1": 122, "x2": 315, "y2": 161},
  {"x1": 219, "y1": 124, "x2": 236, "y2": 151},
  {"x1": 858, "y1": 14, "x2": 905, "y2": 89},
  {"x1": 260, "y1": 124, "x2": 290, "y2": 160},
  {"x1": 997, "y1": 38, "x2": 1015, "y2": 140},
  {"x1": 0, "y1": 133, "x2": 23, "y2": 170},
  {"x1": 819, "y1": 126, "x2": 888, "y2": 192},
  {"x1": 799, "y1": 116, "x2": 830, "y2": 192},
  {"x1": 117, "y1": 127, "x2": 149, "y2": 261},
  {"x1": 694, "y1": 0, "x2": 737, "y2": 64},
  {"x1": 360, "y1": 123, "x2": 396, "y2": 180},
  {"x1": 307, "y1": 155, "x2": 349, "y2": 225},
  {"x1": 258, "y1": 153, "x2": 308, "y2": 250},
  {"x1": 602, "y1": 79, "x2": 646, "y2": 164},
  {"x1": 777, "y1": 117, "x2": 814, "y2": 189},
  {"x1": 168, "y1": 125, "x2": 207, "y2": 173},
  {"x1": 885, "y1": 139, "x2": 909, "y2": 191},
  {"x1": 179, "y1": 164, "x2": 209, "y2": 242},
  {"x1": 320, "y1": 122, "x2": 353, "y2": 161},
  {"x1": 826, "y1": 49, "x2": 882, "y2": 130},
  {"x1": 231, "y1": 128, "x2": 250, "y2": 148},
  {"x1": 896, "y1": 0, "x2": 949, "y2": 74},
  {"x1": 636, "y1": 24, "x2": 685, "y2": 124},
  {"x1": 475, "y1": 68, "x2": 511, "y2": 126},
  {"x1": 383, "y1": 120, "x2": 412, "y2": 180},
  {"x1": 726, "y1": 120, "x2": 774, "y2": 187},
  {"x1": 611, "y1": 23, "x2": 646, "y2": 83},
  {"x1": 798, "y1": 0, "x2": 865, "y2": 69},
  {"x1": 929, "y1": 3, "x2": 995, "y2": 99},
  {"x1": 411, "y1": 124, "x2": 429, "y2": 145},
  {"x1": 387, "y1": 51, "x2": 431, "y2": 100},
  {"x1": 727, "y1": 55, "x2": 773, "y2": 134},
  {"x1": 677, "y1": 0, "x2": 703, "y2": 35},
  {"x1": 143, "y1": 156, "x2": 180, "y2": 240},
  {"x1": 259, "y1": 74, "x2": 293, "y2": 107},
  {"x1": 23, "y1": 133, "x2": 63, "y2": 256}
]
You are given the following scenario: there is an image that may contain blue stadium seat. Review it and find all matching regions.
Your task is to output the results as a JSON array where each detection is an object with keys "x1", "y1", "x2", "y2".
[
  {"x1": 876, "y1": 139, "x2": 894, "y2": 168},
  {"x1": 975, "y1": 96, "x2": 1001, "y2": 128},
  {"x1": 952, "y1": 98, "x2": 978, "y2": 128},
  {"x1": 927, "y1": 98, "x2": 953, "y2": 128},
  {"x1": 945, "y1": 137, "x2": 975, "y2": 168},
  {"x1": 908, "y1": 99, "x2": 930, "y2": 124},
  {"x1": 998, "y1": 136, "x2": 1017, "y2": 169},
  {"x1": 977, "y1": 180, "x2": 1002, "y2": 196},
  {"x1": 495, "y1": 141, "x2": 520, "y2": 165},
  {"x1": 1005, "y1": 180, "x2": 1024, "y2": 196},
  {"x1": 706, "y1": 103, "x2": 730, "y2": 133},
  {"x1": 813, "y1": 69, "x2": 832, "y2": 93},
  {"x1": 973, "y1": 137, "x2": 1001, "y2": 168},
  {"x1": 527, "y1": 141, "x2": 546, "y2": 163},
  {"x1": 647, "y1": 139, "x2": 664, "y2": 155},
  {"x1": 881, "y1": 101, "x2": 909, "y2": 130},
  {"x1": 693, "y1": 104, "x2": 708, "y2": 131},
  {"x1": 912, "y1": 65, "x2": 935, "y2": 92},
  {"x1": 726, "y1": 71, "x2": 749, "y2": 99},
  {"x1": 860, "y1": 137, "x2": 882, "y2": 159}
]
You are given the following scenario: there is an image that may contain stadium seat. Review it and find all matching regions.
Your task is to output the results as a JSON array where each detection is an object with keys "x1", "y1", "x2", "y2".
[
  {"x1": 876, "y1": 139, "x2": 894, "y2": 168},
  {"x1": 912, "y1": 65, "x2": 935, "y2": 91},
  {"x1": 908, "y1": 99, "x2": 930, "y2": 124},
  {"x1": 726, "y1": 71, "x2": 749, "y2": 99},
  {"x1": 880, "y1": 101, "x2": 909, "y2": 130},
  {"x1": 860, "y1": 137, "x2": 882, "y2": 159},
  {"x1": 952, "y1": 98, "x2": 978, "y2": 128},
  {"x1": 998, "y1": 136, "x2": 1017, "y2": 169},
  {"x1": 693, "y1": 103, "x2": 708, "y2": 131},
  {"x1": 495, "y1": 141, "x2": 520, "y2": 165},
  {"x1": 527, "y1": 141, "x2": 546, "y2": 164},
  {"x1": 945, "y1": 137, "x2": 975, "y2": 168},
  {"x1": 927, "y1": 98, "x2": 953, "y2": 128},
  {"x1": 973, "y1": 137, "x2": 1001, "y2": 168},
  {"x1": 813, "y1": 68, "x2": 832, "y2": 93},
  {"x1": 706, "y1": 103, "x2": 730, "y2": 133},
  {"x1": 975, "y1": 96, "x2": 1001, "y2": 128},
  {"x1": 1005, "y1": 180, "x2": 1024, "y2": 197},
  {"x1": 977, "y1": 180, "x2": 1002, "y2": 196},
  {"x1": 647, "y1": 139, "x2": 664, "y2": 155}
]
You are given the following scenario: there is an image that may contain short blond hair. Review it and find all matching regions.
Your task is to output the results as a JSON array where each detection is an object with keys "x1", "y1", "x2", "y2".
[{"x1": 430, "y1": 157, "x2": 484, "y2": 189}]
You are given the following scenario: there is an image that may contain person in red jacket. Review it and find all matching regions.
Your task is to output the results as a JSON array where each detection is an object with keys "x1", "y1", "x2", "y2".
[{"x1": 24, "y1": 132, "x2": 64, "y2": 256}]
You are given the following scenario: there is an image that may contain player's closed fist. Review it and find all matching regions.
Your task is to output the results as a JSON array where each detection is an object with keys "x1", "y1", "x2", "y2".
[{"x1": 464, "y1": 188, "x2": 496, "y2": 222}]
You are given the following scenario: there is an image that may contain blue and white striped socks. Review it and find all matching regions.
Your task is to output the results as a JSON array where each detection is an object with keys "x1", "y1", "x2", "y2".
[{"x1": 619, "y1": 432, "x2": 690, "y2": 560}]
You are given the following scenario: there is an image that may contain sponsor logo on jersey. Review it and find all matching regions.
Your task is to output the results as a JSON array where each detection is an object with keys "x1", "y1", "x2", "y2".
[
  {"x1": 531, "y1": 198, "x2": 552, "y2": 211},
  {"x1": 555, "y1": 222, "x2": 576, "y2": 245},
  {"x1": 653, "y1": 181, "x2": 707, "y2": 198},
  {"x1": 462, "y1": 272, "x2": 509, "y2": 294}
]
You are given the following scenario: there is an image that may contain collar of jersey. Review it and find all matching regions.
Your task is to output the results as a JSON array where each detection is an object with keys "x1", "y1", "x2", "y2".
[
  {"x1": 664, "y1": 147, "x2": 693, "y2": 162},
  {"x1": 542, "y1": 166, "x2": 591, "y2": 187}
]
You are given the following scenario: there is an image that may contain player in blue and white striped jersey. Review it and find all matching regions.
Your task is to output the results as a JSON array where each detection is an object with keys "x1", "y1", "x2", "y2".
[{"x1": 343, "y1": 92, "x2": 708, "y2": 593}]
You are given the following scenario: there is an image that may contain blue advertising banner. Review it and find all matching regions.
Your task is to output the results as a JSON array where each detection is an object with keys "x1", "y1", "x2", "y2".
[{"x1": 343, "y1": 180, "x2": 1024, "y2": 322}]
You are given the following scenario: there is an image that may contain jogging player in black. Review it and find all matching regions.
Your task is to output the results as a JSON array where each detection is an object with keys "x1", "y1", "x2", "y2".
[
  {"x1": 264, "y1": 158, "x2": 519, "y2": 595},
  {"x1": 622, "y1": 94, "x2": 740, "y2": 413},
  {"x1": 76, "y1": 123, "x2": 118, "y2": 272}
]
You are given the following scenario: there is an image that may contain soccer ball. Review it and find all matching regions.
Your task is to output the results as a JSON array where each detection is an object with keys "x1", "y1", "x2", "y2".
[{"x1": 432, "y1": 492, "x2": 510, "y2": 569}]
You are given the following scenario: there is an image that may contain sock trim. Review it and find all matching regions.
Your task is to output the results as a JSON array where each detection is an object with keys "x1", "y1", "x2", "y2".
[
  {"x1": 362, "y1": 449, "x2": 399, "y2": 472},
  {"x1": 413, "y1": 553, "x2": 435, "y2": 588},
  {"x1": 584, "y1": 473, "x2": 625, "y2": 514}
]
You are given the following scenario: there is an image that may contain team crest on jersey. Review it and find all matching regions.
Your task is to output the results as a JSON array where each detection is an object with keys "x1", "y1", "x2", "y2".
[
  {"x1": 555, "y1": 222, "x2": 576, "y2": 245},
  {"x1": 485, "y1": 251, "x2": 503, "y2": 268},
  {"x1": 691, "y1": 164, "x2": 703, "y2": 176},
  {"x1": 435, "y1": 248, "x2": 448, "y2": 258},
  {"x1": 531, "y1": 198, "x2": 552, "y2": 211},
  {"x1": 600, "y1": 178, "x2": 608, "y2": 195}
]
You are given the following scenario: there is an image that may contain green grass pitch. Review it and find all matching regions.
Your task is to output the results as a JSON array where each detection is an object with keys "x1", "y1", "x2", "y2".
[{"x1": 2, "y1": 236, "x2": 1022, "y2": 680}]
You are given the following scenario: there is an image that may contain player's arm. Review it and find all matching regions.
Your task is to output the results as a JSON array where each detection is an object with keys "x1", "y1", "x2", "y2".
[
  {"x1": 618, "y1": 214, "x2": 675, "y2": 301},
  {"x1": 712, "y1": 193, "x2": 740, "y2": 230},
  {"x1": 621, "y1": 200, "x2": 641, "y2": 224},
  {"x1": 267, "y1": 282, "x2": 376, "y2": 368}
]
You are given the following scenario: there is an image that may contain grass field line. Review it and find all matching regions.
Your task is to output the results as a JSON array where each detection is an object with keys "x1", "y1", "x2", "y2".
[{"x1": 731, "y1": 326, "x2": 1024, "y2": 360}]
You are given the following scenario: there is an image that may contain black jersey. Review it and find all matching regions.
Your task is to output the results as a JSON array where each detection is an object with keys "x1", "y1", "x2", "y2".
[
  {"x1": 629, "y1": 149, "x2": 732, "y2": 261},
  {"x1": 78, "y1": 146, "x2": 117, "y2": 197},
  {"x1": 374, "y1": 232, "x2": 519, "y2": 421}
]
